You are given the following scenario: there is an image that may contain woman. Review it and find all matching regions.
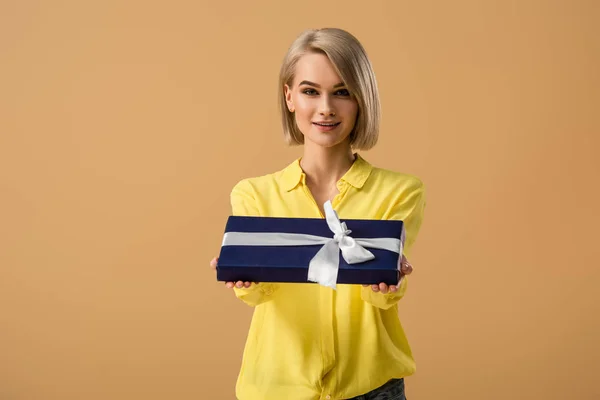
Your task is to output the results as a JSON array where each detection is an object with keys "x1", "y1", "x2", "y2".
[{"x1": 211, "y1": 28, "x2": 425, "y2": 400}]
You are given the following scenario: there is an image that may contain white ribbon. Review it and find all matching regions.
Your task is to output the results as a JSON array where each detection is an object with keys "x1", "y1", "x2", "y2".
[{"x1": 221, "y1": 201, "x2": 402, "y2": 289}]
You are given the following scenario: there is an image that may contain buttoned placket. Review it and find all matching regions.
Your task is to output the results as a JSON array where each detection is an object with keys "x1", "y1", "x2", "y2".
[{"x1": 300, "y1": 177, "x2": 350, "y2": 400}]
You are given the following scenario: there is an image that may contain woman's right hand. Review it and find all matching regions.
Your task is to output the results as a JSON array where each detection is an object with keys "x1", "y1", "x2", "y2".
[{"x1": 210, "y1": 256, "x2": 256, "y2": 289}]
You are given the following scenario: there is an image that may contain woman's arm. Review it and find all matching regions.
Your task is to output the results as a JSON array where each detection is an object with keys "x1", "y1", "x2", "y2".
[
  {"x1": 361, "y1": 178, "x2": 426, "y2": 309},
  {"x1": 221, "y1": 179, "x2": 280, "y2": 307}
]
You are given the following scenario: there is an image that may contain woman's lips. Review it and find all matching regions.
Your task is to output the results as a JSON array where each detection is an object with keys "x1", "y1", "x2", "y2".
[{"x1": 313, "y1": 122, "x2": 341, "y2": 132}]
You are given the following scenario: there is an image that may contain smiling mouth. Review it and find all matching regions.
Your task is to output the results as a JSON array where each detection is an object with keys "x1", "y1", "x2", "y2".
[{"x1": 313, "y1": 122, "x2": 341, "y2": 127}]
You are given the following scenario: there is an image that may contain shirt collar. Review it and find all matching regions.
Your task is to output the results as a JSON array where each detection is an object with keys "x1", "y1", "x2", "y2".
[{"x1": 280, "y1": 153, "x2": 373, "y2": 192}]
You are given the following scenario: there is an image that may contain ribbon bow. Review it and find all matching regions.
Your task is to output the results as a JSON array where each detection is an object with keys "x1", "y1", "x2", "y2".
[{"x1": 306, "y1": 201, "x2": 375, "y2": 289}]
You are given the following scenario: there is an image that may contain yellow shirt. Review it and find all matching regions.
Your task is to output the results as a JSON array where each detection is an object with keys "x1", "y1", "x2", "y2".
[{"x1": 230, "y1": 154, "x2": 426, "y2": 400}]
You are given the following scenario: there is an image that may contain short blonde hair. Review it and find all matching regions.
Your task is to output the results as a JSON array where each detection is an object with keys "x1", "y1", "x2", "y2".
[{"x1": 278, "y1": 28, "x2": 381, "y2": 150}]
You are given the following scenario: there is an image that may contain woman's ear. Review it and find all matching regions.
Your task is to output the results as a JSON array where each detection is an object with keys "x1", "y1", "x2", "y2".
[{"x1": 284, "y1": 84, "x2": 295, "y2": 112}]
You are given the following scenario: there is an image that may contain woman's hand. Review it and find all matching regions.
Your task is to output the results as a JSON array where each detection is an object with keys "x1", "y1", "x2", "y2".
[
  {"x1": 363, "y1": 254, "x2": 414, "y2": 294},
  {"x1": 212, "y1": 254, "x2": 413, "y2": 293},
  {"x1": 210, "y1": 257, "x2": 257, "y2": 289}
]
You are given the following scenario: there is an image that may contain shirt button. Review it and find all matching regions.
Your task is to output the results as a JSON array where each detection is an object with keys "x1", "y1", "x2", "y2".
[{"x1": 325, "y1": 395, "x2": 331, "y2": 399}]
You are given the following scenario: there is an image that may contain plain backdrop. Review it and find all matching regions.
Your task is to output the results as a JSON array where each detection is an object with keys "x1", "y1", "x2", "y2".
[{"x1": 1, "y1": 1, "x2": 599, "y2": 399}]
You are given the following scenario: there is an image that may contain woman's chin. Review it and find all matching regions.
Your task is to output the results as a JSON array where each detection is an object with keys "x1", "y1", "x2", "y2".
[{"x1": 305, "y1": 131, "x2": 351, "y2": 149}]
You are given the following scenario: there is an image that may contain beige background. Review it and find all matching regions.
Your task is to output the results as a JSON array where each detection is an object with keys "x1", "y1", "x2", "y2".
[{"x1": 1, "y1": 1, "x2": 599, "y2": 399}]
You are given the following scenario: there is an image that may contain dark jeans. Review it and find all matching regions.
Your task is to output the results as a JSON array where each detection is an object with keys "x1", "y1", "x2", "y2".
[{"x1": 348, "y1": 378, "x2": 406, "y2": 400}]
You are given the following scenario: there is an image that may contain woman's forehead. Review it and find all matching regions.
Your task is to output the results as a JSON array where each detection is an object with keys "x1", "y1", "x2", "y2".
[{"x1": 294, "y1": 53, "x2": 343, "y2": 86}]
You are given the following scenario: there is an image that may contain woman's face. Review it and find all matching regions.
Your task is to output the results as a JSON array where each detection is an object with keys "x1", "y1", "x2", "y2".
[{"x1": 285, "y1": 53, "x2": 358, "y2": 149}]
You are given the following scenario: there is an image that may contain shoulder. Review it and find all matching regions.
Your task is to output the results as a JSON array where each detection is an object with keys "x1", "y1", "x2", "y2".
[
  {"x1": 230, "y1": 167, "x2": 289, "y2": 197},
  {"x1": 231, "y1": 157, "x2": 302, "y2": 196},
  {"x1": 366, "y1": 166, "x2": 426, "y2": 224},
  {"x1": 368, "y1": 165, "x2": 425, "y2": 194},
  {"x1": 229, "y1": 167, "x2": 290, "y2": 216}
]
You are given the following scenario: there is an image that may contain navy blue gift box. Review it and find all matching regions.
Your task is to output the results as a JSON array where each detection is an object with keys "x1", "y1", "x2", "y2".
[{"x1": 216, "y1": 214, "x2": 405, "y2": 286}]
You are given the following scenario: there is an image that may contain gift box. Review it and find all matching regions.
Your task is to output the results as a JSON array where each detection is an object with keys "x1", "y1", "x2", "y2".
[{"x1": 216, "y1": 202, "x2": 405, "y2": 289}]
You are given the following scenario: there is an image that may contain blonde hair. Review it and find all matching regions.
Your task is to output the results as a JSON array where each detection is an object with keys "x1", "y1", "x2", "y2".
[{"x1": 278, "y1": 28, "x2": 381, "y2": 150}]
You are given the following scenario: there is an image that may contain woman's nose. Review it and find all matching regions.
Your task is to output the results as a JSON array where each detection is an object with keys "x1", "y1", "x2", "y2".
[{"x1": 319, "y1": 96, "x2": 336, "y2": 116}]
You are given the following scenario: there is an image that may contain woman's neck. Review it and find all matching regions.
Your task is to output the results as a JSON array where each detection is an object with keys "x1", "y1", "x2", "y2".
[{"x1": 300, "y1": 141, "x2": 356, "y2": 187}]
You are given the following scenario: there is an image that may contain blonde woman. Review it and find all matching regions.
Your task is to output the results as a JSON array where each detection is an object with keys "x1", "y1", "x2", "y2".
[{"x1": 211, "y1": 28, "x2": 425, "y2": 400}]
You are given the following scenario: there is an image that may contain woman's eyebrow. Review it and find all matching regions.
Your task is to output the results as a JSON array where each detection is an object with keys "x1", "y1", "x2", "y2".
[{"x1": 298, "y1": 80, "x2": 345, "y2": 88}]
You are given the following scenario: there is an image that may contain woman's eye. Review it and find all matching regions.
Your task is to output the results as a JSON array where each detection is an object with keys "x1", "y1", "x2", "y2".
[
  {"x1": 302, "y1": 89, "x2": 318, "y2": 95},
  {"x1": 301, "y1": 88, "x2": 350, "y2": 96}
]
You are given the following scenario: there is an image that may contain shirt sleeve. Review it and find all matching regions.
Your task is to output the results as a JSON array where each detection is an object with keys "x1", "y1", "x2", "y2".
[
  {"x1": 229, "y1": 179, "x2": 279, "y2": 307},
  {"x1": 361, "y1": 178, "x2": 426, "y2": 310}
]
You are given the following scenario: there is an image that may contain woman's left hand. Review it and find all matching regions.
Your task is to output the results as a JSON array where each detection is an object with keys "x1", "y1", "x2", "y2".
[{"x1": 363, "y1": 255, "x2": 413, "y2": 294}]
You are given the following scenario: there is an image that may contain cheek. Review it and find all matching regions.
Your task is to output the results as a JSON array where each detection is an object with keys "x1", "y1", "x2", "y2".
[
  {"x1": 293, "y1": 98, "x2": 315, "y2": 124},
  {"x1": 338, "y1": 101, "x2": 358, "y2": 121},
  {"x1": 293, "y1": 96, "x2": 311, "y2": 113}
]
